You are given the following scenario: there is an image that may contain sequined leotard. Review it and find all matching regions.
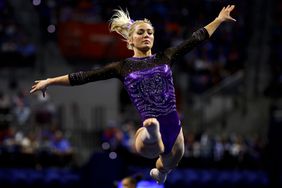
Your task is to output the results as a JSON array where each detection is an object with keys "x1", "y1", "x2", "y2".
[{"x1": 68, "y1": 28, "x2": 209, "y2": 154}]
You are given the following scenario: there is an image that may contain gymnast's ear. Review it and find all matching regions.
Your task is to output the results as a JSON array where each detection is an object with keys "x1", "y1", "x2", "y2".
[{"x1": 128, "y1": 38, "x2": 134, "y2": 48}]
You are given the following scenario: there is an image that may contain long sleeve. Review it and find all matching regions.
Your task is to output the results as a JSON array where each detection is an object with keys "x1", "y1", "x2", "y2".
[
  {"x1": 164, "y1": 28, "x2": 209, "y2": 63},
  {"x1": 68, "y1": 61, "x2": 121, "y2": 86}
]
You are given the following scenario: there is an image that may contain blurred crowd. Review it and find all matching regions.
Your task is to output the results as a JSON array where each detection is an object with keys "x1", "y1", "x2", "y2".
[
  {"x1": 0, "y1": 89, "x2": 74, "y2": 168},
  {"x1": 0, "y1": 0, "x2": 36, "y2": 68},
  {"x1": 0, "y1": 1, "x2": 279, "y2": 187},
  {"x1": 99, "y1": 120, "x2": 266, "y2": 170},
  {"x1": 0, "y1": 84, "x2": 267, "y2": 170},
  {"x1": 0, "y1": 0, "x2": 269, "y2": 171}
]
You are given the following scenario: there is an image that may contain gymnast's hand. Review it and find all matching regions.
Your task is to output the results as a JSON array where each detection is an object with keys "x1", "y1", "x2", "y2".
[
  {"x1": 217, "y1": 5, "x2": 236, "y2": 22},
  {"x1": 30, "y1": 79, "x2": 49, "y2": 97}
]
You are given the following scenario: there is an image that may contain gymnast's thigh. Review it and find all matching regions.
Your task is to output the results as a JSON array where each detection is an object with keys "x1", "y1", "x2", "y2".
[{"x1": 159, "y1": 128, "x2": 184, "y2": 166}]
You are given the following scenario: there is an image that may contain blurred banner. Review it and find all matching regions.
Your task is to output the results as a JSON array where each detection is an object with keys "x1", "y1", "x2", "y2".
[{"x1": 58, "y1": 22, "x2": 132, "y2": 60}]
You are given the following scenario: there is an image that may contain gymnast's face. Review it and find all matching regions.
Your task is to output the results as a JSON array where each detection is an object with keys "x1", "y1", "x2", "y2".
[{"x1": 129, "y1": 22, "x2": 154, "y2": 52}]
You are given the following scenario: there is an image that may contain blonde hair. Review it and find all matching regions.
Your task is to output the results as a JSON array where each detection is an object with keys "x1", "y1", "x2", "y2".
[{"x1": 109, "y1": 8, "x2": 153, "y2": 50}]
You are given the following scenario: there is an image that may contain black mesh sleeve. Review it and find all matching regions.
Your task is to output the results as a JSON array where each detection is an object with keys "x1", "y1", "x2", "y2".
[
  {"x1": 68, "y1": 61, "x2": 121, "y2": 86},
  {"x1": 164, "y1": 28, "x2": 209, "y2": 63}
]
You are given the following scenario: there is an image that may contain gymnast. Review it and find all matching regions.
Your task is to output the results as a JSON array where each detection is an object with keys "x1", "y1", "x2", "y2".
[{"x1": 30, "y1": 5, "x2": 236, "y2": 184}]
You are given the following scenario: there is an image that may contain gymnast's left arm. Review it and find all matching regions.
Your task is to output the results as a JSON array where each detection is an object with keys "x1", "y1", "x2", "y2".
[
  {"x1": 164, "y1": 5, "x2": 236, "y2": 62},
  {"x1": 204, "y1": 5, "x2": 236, "y2": 37}
]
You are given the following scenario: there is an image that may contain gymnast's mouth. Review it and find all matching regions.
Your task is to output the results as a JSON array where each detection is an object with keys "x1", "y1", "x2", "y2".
[{"x1": 143, "y1": 40, "x2": 151, "y2": 44}]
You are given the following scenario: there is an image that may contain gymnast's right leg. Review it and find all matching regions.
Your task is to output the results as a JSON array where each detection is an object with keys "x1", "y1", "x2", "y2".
[
  {"x1": 134, "y1": 118, "x2": 164, "y2": 159},
  {"x1": 150, "y1": 128, "x2": 185, "y2": 184}
]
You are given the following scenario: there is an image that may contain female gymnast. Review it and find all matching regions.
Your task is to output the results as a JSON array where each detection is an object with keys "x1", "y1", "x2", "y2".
[{"x1": 30, "y1": 5, "x2": 236, "y2": 184}]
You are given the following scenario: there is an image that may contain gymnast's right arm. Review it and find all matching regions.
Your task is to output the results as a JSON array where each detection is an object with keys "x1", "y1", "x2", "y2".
[{"x1": 30, "y1": 61, "x2": 121, "y2": 97}]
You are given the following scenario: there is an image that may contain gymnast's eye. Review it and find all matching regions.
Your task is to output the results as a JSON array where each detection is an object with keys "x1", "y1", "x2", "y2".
[
  {"x1": 147, "y1": 30, "x2": 153, "y2": 35},
  {"x1": 137, "y1": 29, "x2": 144, "y2": 35}
]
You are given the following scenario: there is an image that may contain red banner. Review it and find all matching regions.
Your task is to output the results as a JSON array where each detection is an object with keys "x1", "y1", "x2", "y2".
[{"x1": 58, "y1": 22, "x2": 132, "y2": 60}]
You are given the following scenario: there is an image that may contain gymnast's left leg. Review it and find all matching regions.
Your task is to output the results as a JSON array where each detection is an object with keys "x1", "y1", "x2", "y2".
[{"x1": 134, "y1": 118, "x2": 164, "y2": 159}]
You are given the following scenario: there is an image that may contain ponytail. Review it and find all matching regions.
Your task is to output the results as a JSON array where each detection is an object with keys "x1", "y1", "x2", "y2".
[
  {"x1": 109, "y1": 8, "x2": 153, "y2": 50},
  {"x1": 109, "y1": 9, "x2": 133, "y2": 40}
]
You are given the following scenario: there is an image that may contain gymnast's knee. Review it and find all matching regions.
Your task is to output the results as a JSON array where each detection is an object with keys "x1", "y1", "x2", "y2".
[{"x1": 143, "y1": 118, "x2": 159, "y2": 127}]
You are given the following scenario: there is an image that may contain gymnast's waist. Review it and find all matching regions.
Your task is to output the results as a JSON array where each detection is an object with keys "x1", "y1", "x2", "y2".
[{"x1": 141, "y1": 110, "x2": 179, "y2": 122}]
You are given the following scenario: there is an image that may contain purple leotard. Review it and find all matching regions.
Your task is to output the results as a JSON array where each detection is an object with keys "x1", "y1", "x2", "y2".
[{"x1": 68, "y1": 28, "x2": 209, "y2": 154}]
